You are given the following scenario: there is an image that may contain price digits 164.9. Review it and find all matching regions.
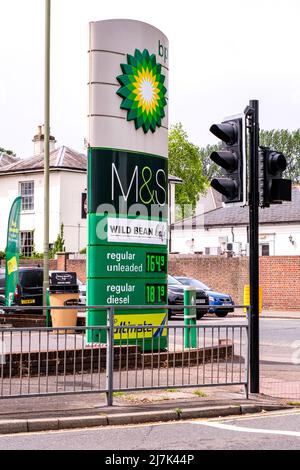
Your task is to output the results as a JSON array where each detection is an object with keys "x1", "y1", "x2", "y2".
[{"x1": 146, "y1": 253, "x2": 167, "y2": 273}]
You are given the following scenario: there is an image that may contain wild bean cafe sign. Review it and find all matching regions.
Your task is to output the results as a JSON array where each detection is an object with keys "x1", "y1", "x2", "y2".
[{"x1": 87, "y1": 20, "x2": 169, "y2": 349}]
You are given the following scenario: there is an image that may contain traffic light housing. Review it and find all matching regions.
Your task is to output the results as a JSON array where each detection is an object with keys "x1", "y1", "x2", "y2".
[
  {"x1": 209, "y1": 117, "x2": 245, "y2": 204},
  {"x1": 259, "y1": 146, "x2": 292, "y2": 207}
]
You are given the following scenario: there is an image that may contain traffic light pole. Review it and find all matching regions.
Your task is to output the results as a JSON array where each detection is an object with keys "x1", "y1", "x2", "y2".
[
  {"x1": 209, "y1": 100, "x2": 261, "y2": 393},
  {"x1": 246, "y1": 99, "x2": 260, "y2": 394}
]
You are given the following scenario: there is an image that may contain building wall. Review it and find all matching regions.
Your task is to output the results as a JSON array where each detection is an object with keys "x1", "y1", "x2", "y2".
[
  {"x1": 259, "y1": 256, "x2": 300, "y2": 310},
  {"x1": 0, "y1": 172, "x2": 61, "y2": 253},
  {"x1": 168, "y1": 254, "x2": 300, "y2": 310},
  {"x1": 58, "y1": 172, "x2": 87, "y2": 252},
  {"x1": 3, "y1": 253, "x2": 299, "y2": 310},
  {"x1": 194, "y1": 189, "x2": 219, "y2": 215},
  {"x1": 169, "y1": 254, "x2": 249, "y2": 305},
  {"x1": 171, "y1": 223, "x2": 300, "y2": 256},
  {"x1": 0, "y1": 170, "x2": 87, "y2": 254}
]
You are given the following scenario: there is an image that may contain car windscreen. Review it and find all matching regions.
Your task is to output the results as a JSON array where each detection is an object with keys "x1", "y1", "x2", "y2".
[
  {"x1": 19, "y1": 270, "x2": 43, "y2": 288},
  {"x1": 188, "y1": 279, "x2": 210, "y2": 290},
  {"x1": 168, "y1": 275, "x2": 182, "y2": 286}
]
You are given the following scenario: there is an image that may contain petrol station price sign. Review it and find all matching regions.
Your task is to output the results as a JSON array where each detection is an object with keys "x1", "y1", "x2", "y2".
[
  {"x1": 146, "y1": 253, "x2": 167, "y2": 273},
  {"x1": 145, "y1": 284, "x2": 167, "y2": 304},
  {"x1": 88, "y1": 246, "x2": 167, "y2": 279},
  {"x1": 87, "y1": 20, "x2": 169, "y2": 350}
]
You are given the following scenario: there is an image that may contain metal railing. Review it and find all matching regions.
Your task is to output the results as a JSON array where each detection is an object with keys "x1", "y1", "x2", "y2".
[{"x1": 0, "y1": 305, "x2": 249, "y2": 404}]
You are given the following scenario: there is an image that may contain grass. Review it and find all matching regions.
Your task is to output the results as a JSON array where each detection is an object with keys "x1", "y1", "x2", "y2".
[
  {"x1": 193, "y1": 389, "x2": 208, "y2": 398},
  {"x1": 287, "y1": 401, "x2": 300, "y2": 406},
  {"x1": 112, "y1": 392, "x2": 126, "y2": 397},
  {"x1": 166, "y1": 389, "x2": 180, "y2": 393}
]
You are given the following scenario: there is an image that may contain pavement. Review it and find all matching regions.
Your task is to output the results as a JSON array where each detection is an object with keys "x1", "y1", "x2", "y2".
[
  {"x1": 0, "y1": 310, "x2": 298, "y2": 436},
  {"x1": 227, "y1": 308, "x2": 300, "y2": 319},
  {"x1": 0, "y1": 384, "x2": 294, "y2": 435},
  {"x1": 5, "y1": 408, "x2": 299, "y2": 450}
]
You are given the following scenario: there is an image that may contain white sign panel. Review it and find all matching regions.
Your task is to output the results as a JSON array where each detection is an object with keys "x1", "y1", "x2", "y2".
[
  {"x1": 88, "y1": 19, "x2": 169, "y2": 157},
  {"x1": 107, "y1": 217, "x2": 167, "y2": 245}
]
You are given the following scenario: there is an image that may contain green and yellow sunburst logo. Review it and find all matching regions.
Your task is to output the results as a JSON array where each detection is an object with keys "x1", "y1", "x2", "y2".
[{"x1": 116, "y1": 49, "x2": 167, "y2": 134}]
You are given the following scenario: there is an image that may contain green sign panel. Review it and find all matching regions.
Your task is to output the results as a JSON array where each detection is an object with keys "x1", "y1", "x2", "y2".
[
  {"x1": 88, "y1": 245, "x2": 167, "y2": 278},
  {"x1": 87, "y1": 27, "x2": 169, "y2": 350},
  {"x1": 5, "y1": 197, "x2": 21, "y2": 307},
  {"x1": 87, "y1": 149, "x2": 168, "y2": 349}
]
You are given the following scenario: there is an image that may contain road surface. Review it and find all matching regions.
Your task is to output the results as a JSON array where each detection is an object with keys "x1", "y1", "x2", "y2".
[{"x1": 0, "y1": 409, "x2": 299, "y2": 450}]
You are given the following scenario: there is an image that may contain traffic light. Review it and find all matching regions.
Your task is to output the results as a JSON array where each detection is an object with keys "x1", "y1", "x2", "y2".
[
  {"x1": 209, "y1": 117, "x2": 245, "y2": 204},
  {"x1": 259, "y1": 146, "x2": 292, "y2": 207}
]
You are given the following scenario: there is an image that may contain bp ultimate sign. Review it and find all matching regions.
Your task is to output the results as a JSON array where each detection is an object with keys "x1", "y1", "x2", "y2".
[{"x1": 87, "y1": 20, "x2": 169, "y2": 349}]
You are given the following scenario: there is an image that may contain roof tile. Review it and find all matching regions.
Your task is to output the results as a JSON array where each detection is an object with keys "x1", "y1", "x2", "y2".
[
  {"x1": 174, "y1": 186, "x2": 300, "y2": 227},
  {"x1": 0, "y1": 146, "x2": 87, "y2": 173}
]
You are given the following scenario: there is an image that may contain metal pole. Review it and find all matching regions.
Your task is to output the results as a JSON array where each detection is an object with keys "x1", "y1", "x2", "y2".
[
  {"x1": 248, "y1": 99, "x2": 260, "y2": 393},
  {"x1": 78, "y1": 223, "x2": 80, "y2": 254},
  {"x1": 184, "y1": 287, "x2": 197, "y2": 349},
  {"x1": 43, "y1": 0, "x2": 51, "y2": 307},
  {"x1": 168, "y1": 181, "x2": 172, "y2": 253},
  {"x1": 106, "y1": 307, "x2": 114, "y2": 406}
]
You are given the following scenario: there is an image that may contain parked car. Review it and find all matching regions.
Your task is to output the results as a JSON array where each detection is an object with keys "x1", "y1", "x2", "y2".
[
  {"x1": 77, "y1": 279, "x2": 86, "y2": 305},
  {"x1": 168, "y1": 274, "x2": 209, "y2": 320},
  {"x1": 174, "y1": 276, "x2": 234, "y2": 318},
  {"x1": 0, "y1": 267, "x2": 44, "y2": 312},
  {"x1": 0, "y1": 268, "x2": 83, "y2": 314}
]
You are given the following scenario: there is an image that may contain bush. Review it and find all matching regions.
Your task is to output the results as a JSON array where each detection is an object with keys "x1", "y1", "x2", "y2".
[{"x1": 49, "y1": 223, "x2": 65, "y2": 259}]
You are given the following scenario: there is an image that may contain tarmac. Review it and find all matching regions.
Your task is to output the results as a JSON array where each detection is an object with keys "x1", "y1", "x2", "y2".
[
  {"x1": 0, "y1": 309, "x2": 298, "y2": 435},
  {"x1": 0, "y1": 385, "x2": 294, "y2": 435}
]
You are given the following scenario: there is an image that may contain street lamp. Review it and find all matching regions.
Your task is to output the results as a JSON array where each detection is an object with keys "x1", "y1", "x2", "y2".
[{"x1": 43, "y1": 0, "x2": 51, "y2": 308}]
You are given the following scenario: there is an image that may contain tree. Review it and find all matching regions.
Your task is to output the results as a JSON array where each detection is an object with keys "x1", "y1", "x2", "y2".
[
  {"x1": 260, "y1": 129, "x2": 300, "y2": 182},
  {"x1": 168, "y1": 123, "x2": 208, "y2": 219},
  {"x1": 0, "y1": 147, "x2": 16, "y2": 157},
  {"x1": 50, "y1": 224, "x2": 65, "y2": 258},
  {"x1": 199, "y1": 143, "x2": 222, "y2": 180}
]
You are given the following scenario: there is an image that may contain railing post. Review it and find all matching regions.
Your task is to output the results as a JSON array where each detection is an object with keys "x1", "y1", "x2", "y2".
[
  {"x1": 106, "y1": 307, "x2": 114, "y2": 406},
  {"x1": 244, "y1": 306, "x2": 250, "y2": 399},
  {"x1": 184, "y1": 287, "x2": 197, "y2": 349}
]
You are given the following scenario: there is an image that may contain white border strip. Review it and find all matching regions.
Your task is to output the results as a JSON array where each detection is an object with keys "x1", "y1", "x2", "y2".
[{"x1": 189, "y1": 420, "x2": 300, "y2": 437}]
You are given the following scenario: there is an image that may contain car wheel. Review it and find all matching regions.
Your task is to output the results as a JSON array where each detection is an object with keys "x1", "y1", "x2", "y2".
[
  {"x1": 196, "y1": 310, "x2": 205, "y2": 320},
  {"x1": 215, "y1": 311, "x2": 229, "y2": 318}
]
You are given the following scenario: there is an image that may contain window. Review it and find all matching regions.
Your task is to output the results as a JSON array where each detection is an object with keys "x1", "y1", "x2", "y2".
[
  {"x1": 20, "y1": 181, "x2": 34, "y2": 211},
  {"x1": 260, "y1": 243, "x2": 270, "y2": 256},
  {"x1": 20, "y1": 231, "x2": 34, "y2": 257}
]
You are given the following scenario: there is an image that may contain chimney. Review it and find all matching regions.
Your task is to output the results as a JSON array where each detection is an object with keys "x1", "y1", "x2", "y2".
[{"x1": 32, "y1": 125, "x2": 56, "y2": 156}]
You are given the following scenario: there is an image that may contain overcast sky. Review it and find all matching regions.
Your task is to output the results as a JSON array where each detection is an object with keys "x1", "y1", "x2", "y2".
[{"x1": 1, "y1": 0, "x2": 300, "y2": 157}]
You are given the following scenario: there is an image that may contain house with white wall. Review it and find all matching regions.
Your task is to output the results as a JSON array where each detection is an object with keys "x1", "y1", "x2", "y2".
[
  {"x1": 171, "y1": 185, "x2": 300, "y2": 256},
  {"x1": 0, "y1": 127, "x2": 87, "y2": 255},
  {"x1": 0, "y1": 127, "x2": 181, "y2": 256}
]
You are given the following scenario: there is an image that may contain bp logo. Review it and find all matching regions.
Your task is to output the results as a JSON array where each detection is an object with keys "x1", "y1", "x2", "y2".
[{"x1": 117, "y1": 49, "x2": 167, "y2": 134}]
